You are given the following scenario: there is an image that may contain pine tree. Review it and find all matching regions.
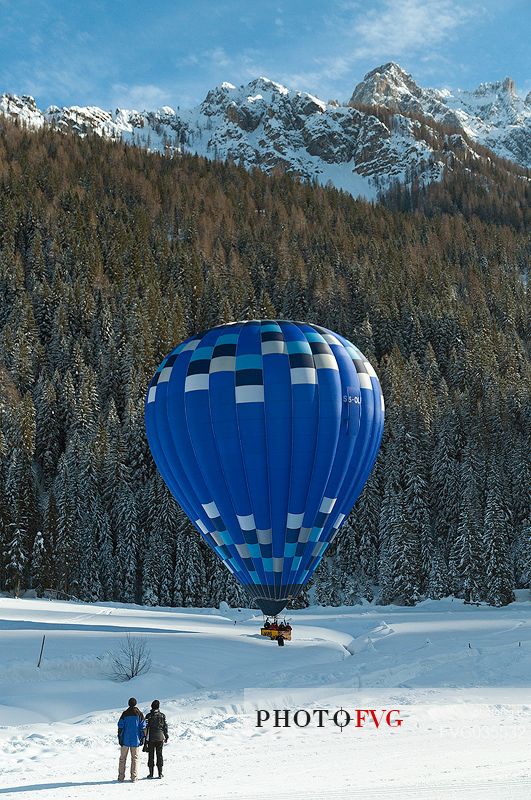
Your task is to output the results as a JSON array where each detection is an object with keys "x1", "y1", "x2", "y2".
[
  {"x1": 182, "y1": 532, "x2": 207, "y2": 606},
  {"x1": 403, "y1": 409, "x2": 432, "y2": 595},
  {"x1": 54, "y1": 447, "x2": 81, "y2": 596},
  {"x1": 4, "y1": 524, "x2": 27, "y2": 597},
  {"x1": 519, "y1": 517, "x2": 531, "y2": 590},
  {"x1": 35, "y1": 377, "x2": 60, "y2": 484},
  {"x1": 142, "y1": 526, "x2": 163, "y2": 606},
  {"x1": 4, "y1": 449, "x2": 30, "y2": 589},
  {"x1": 430, "y1": 406, "x2": 460, "y2": 560},
  {"x1": 30, "y1": 530, "x2": 46, "y2": 594},
  {"x1": 356, "y1": 468, "x2": 382, "y2": 582},
  {"x1": 451, "y1": 442, "x2": 485, "y2": 603},
  {"x1": 75, "y1": 440, "x2": 103, "y2": 601},
  {"x1": 427, "y1": 544, "x2": 450, "y2": 599},
  {"x1": 483, "y1": 459, "x2": 515, "y2": 606},
  {"x1": 380, "y1": 493, "x2": 422, "y2": 606},
  {"x1": 94, "y1": 498, "x2": 114, "y2": 600},
  {"x1": 41, "y1": 493, "x2": 58, "y2": 590},
  {"x1": 115, "y1": 481, "x2": 138, "y2": 603}
]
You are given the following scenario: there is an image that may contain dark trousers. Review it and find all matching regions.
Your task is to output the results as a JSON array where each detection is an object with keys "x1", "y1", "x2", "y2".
[{"x1": 147, "y1": 741, "x2": 163, "y2": 775}]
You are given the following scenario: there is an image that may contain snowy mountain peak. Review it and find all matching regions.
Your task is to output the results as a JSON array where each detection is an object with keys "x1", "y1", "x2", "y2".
[
  {"x1": 246, "y1": 76, "x2": 290, "y2": 96},
  {"x1": 200, "y1": 77, "x2": 292, "y2": 114},
  {"x1": 349, "y1": 63, "x2": 424, "y2": 107},
  {"x1": 348, "y1": 62, "x2": 462, "y2": 130},
  {"x1": 0, "y1": 93, "x2": 44, "y2": 128},
  {"x1": 360, "y1": 62, "x2": 414, "y2": 87},
  {"x1": 472, "y1": 76, "x2": 516, "y2": 98},
  {"x1": 373, "y1": 61, "x2": 410, "y2": 78},
  {"x1": 503, "y1": 76, "x2": 516, "y2": 95},
  {"x1": 200, "y1": 83, "x2": 237, "y2": 115},
  {"x1": 348, "y1": 66, "x2": 531, "y2": 167}
]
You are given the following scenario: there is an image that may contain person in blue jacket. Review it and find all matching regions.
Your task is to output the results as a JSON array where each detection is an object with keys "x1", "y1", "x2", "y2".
[{"x1": 117, "y1": 697, "x2": 146, "y2": 782}]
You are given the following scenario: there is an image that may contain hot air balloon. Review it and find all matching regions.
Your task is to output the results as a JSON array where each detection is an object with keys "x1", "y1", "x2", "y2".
[{"x1": 145, "y1": 320, "x2": 384, "y2": 617}]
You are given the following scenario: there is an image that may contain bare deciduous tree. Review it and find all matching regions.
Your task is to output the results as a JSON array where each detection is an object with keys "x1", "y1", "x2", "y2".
[{"x1": 107, "y1": 634, "x2": 152, "y2": 682}]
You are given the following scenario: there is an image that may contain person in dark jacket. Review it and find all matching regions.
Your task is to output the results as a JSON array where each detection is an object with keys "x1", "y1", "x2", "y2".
[
  {"x1": 277, "y1": 633, "x2": 285, "y2": 646},
  {"x1": 144, "y1": 700, "x2": 169, "y2": 778},
  {"x1": 117, "y1": 697, "x2": 146, "y2": 782}
]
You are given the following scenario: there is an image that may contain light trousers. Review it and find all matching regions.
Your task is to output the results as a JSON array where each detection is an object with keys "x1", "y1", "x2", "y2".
[{"x1": 118, "y1": 745, "x2": 139, "y2": 781}]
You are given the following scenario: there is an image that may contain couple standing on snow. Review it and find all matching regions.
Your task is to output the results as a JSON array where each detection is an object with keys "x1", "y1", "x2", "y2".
[{"x1": 117, "y1": 697, "x2": 169, "y2": 782}]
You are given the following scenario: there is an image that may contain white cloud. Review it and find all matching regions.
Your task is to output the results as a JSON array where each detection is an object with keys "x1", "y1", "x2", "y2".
[
  {"x1": 175, "y1": 53, "x2": 199, "y2": 67},
  {"x1": 350, "y1": 0, "x2": 475, "y2": 60},
  {"x1": 277, "y1": 0, "x2": 480, "y2": 99},
  {"x1": 207, "y1": 47, "x2": 231, "y2": 67},
  {"x1": 209, "y1": 0, "x2": 480, "y2": 103},
  {"x1": 23, "y1": 63, "x2": 104, "y2": 105},
  {"x1": 176, "y1": 47, "x2": 232, "y2": 72},
  {"x1": 110, "y1": 83, "x2": 170, "y2": 110}
]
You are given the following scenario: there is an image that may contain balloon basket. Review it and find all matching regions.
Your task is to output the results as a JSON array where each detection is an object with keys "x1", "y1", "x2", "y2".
[{"x1": 260, "y1": 618, "x2": 292, "y2": 641}]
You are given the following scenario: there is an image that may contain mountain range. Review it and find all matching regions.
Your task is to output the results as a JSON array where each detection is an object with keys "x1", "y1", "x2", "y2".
[{"x1": 1, "y1": 62, "x2": 529, "y2": 199}]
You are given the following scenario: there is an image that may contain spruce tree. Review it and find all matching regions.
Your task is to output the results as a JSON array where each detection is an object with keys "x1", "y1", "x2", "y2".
[
  {"x1": 30, "y1": 530, "x2": 46, "y2": 594},
  {"x1": 4, "y1": 524, "x2": 27, "y2": 597},
  {"x1": 483, "y1": 459, "x2": 515, "y2": 606},
  {"x1": 451, "y1": 443, "x2": 485, "y2": 603}
]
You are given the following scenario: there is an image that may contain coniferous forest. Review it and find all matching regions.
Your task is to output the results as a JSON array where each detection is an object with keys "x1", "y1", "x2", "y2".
[{"x1": 0, "y1": 119, "x2": 529, "y2": 608}]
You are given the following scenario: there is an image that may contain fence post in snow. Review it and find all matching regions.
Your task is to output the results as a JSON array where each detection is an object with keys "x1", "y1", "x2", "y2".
[{"x1": 37, "y1": 634, "x2": 46, "y2": 668}]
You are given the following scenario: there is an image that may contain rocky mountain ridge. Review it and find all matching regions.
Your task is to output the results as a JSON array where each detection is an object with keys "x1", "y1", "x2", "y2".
[
  {"x1": 1, "y1": 63, "x2": 529, "y2": 200},
  {"x1": 349, "y1": 62, "x2": 531, "y2": 168}
]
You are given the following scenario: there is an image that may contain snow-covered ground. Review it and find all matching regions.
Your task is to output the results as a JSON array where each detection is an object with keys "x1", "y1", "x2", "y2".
[{"x1": 1, "y1": 593, "x2": 530, "y2": 799}]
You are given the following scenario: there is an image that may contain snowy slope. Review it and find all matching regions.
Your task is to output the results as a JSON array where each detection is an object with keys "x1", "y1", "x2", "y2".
[
  {"x1": 1, "y1": 62, "x2": 529, "y2": 201},
  {"x1": 1, "y1": 595, "x2": 530, "y2": 799}
]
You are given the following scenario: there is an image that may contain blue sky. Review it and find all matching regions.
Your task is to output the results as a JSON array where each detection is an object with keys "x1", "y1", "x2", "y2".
[{"x1": 0, "y1": 0, "x2": 529, "y2": 110}]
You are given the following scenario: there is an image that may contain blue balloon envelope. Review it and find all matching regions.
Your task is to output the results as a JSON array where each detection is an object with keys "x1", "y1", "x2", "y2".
[{"x1": 145, "y1": 320, "x2": 384, "y2": 615}]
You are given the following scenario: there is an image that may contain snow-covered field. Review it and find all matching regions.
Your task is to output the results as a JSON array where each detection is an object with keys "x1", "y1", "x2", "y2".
[{"x1": 1, "y1": 594, "x2": 530, "y2": 799}]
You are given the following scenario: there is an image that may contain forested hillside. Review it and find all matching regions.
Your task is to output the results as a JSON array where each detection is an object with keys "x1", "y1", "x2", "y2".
[{"x1": 0, "y1": 120, "x2": 529, "y2": 607}]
